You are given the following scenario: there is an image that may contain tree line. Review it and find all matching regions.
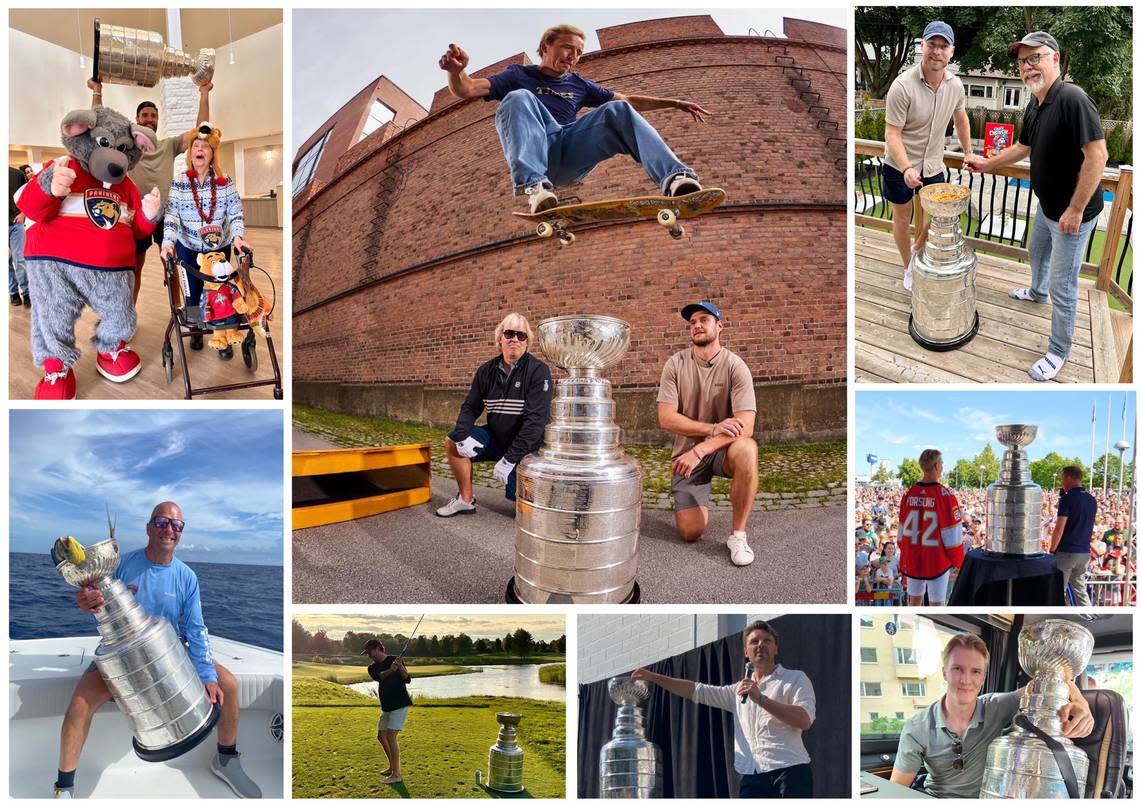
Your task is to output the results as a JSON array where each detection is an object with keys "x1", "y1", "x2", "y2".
[{"x1": 292, "y1": 621, "x2": 566, "y2": 658}]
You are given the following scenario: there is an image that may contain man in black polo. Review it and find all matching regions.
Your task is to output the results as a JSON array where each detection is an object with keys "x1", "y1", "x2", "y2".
[
  {"x1": 1048, "y1": 466, "x2": 1097, "y2": 607},
  {"x1": 964, "y1": 31, "x2": 1108, "y2": 382},
  {"x1": 362, "y1": 639, "x2": 413, "y2": 785}
]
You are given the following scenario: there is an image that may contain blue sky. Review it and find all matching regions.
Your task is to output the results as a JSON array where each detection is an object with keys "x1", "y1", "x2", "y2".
[
  {"x1": 856, "y1": 390, "x2": 1137, "y2": 472},
  {"x1": 10, "y1": 410, "x2": 283, "y2": 565},
  {"x1": 293, "y1": 8, "x2": 847, "y2": 149}
]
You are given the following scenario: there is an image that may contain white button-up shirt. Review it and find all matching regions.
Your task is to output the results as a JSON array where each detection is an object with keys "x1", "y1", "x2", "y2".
[{"x1": 692, "y1": 664, "x2": 816, "y2": 774}]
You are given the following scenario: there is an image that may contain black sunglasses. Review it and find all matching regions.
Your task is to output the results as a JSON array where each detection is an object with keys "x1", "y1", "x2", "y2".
[
  {"x1": 151, "y1": 516, "x2": 186, "y2": 532},
  {"x1": 502, "y1": 330, "x2": 528, "y2": 341},
  {"x1": 952, "y1": 741, "x2": 964, "y2": 770}
]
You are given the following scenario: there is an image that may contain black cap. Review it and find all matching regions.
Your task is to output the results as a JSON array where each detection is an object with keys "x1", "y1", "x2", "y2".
[
  {"x1": 360, "y1": 638, "x2": 383, "y2": 655},
  {"x1": 136, "y1": 101, "x2": 158, "y2": 116},
  {"x1": 1008, "y1": 31, "x2": 1059, "y2": 59}
]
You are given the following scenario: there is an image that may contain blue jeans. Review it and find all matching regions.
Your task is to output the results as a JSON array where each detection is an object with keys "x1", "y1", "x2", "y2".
[
  {"x1": 9, "y1": 223, "x2": 28, "y2": 296},
  {"x1": 468, "y1": 425, "x2": 517, "y2": 501},
  {"x1": 494, "y1": 90, "x2": 695, "y2": 194},
  {"x1": 1026, "y1": 206, "x2": 1096, "y2": 359}
]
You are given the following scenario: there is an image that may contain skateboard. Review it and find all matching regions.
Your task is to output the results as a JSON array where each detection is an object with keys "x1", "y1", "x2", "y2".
[{"x1": 513, "y1": 187, "x2": 726, "y2": 246}]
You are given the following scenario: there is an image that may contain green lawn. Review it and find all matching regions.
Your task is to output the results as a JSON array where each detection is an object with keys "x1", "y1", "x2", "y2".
[
  {"x1": 294, "y1": 405, "x2": 845, "y2": 497},
  {"x1": 537, "y1": 664, "x2": 566, "y2": 686},
  {"x1": 293, "y1": 661, "x2": 475, "y2": 685},
  {"x1": 292, "y1": 677, "x2": 566, "y2": 798}
]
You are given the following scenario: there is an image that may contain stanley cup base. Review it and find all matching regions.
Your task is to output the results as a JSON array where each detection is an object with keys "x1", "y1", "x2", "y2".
[
  {"x1": 908, "y1": 311, "x2": 980, "y2": 352},
  {"x1": 504, "y1": 577, "x2": 641, "y2": 604},
  {"x1": 132, "y1": 702, "x2": 221, "y2": 762}
]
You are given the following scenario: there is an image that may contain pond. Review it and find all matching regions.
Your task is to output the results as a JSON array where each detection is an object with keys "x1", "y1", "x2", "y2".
[{"x1": 347, "y1": 663, "x2": 565, "y2": 702}]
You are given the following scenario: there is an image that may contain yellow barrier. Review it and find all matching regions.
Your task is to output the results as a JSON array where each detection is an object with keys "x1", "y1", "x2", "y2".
[{"x1": 292, "y1": 444, "x2": 432, "y2": 529}]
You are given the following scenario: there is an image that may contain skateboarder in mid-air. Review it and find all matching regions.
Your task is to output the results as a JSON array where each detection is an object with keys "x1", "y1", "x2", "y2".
[{"x1": 440, "y1": 24, "x2": 711, "y2": 214}]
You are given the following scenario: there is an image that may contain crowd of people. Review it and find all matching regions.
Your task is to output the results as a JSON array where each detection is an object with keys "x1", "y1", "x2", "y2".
[{"x1": 854, "y1": 484, "x2": 1134, "y2": 606}]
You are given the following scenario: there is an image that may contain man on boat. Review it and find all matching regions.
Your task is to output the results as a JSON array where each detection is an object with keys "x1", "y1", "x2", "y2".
[
  {"x1": 53, "y1": 501, "x2": 261, "y2": 799},
  {"x1": 440, "y1": 24, "x2": 710, "y2": 213}
]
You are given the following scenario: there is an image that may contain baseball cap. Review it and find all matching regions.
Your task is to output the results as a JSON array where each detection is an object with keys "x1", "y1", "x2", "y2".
[
  {"x1": 922, "y1": 21, "x2": 955, "y2": 45},
  {"x1": 681, "y1": 299, "x2": 723, "y2": 321},
  {"x1": 1008, "y1": 31, "x2": 1059, "y2": 58},
  {"x1": 359, "y1": 638, "x2": 384, "y2": 655}
]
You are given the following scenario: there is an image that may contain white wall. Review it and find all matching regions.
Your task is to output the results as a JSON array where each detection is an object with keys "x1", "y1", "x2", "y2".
[{"x1": 8, "y1": 23, "x2": 282, "y2": 147}]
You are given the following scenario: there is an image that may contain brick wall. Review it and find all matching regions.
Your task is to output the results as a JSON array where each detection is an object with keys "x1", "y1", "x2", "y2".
[
  {"x1": 595, "y1": 15, "x2": 724, "y2": 50},
  {"x1": 294, "y1": 27, "x2": 847, "y2": 440}
]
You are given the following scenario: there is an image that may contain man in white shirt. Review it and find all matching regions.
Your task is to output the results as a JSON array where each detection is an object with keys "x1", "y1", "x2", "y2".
[{"x1": 632, "y1": 620, "x2": 815, "y2": 797}]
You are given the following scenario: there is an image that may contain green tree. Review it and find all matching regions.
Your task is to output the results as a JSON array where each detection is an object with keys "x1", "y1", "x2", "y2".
[
  {"x1": 974, "y1": 444, "x2": 1000, "y2": 488},
  {"x1": 898, "y1": 457, "x2": 923, "y2": 488},
  {"x1": 474, "y1": 638, "x2": 489, "y2": 654},
  {"x1": 1030, "y1": 452, "x2": 1083, "y2": 490},
  {"x1": 1092, "y1": 452, "x2": 1133, "y2": 490},
  {"x1": 492, "y1": 637, "x2": 504, "y2": 653},
  {"x1": 871, "y1": 465, "x2": 895, "y2": 484},
  {"x1": 455, "y1": 633, "x2": 474, "y2": 656},
  {"x1": 951, "y1": 457, "x2": 979, "y2": 488},
  {"x1": 512, "y1": 628, "x2": 535, "y2": 657},
  {"x1": 555, "y1": 634, "x2": 567, "y2": 654},
  {"x1": 428, "y1": 635, "x2": 441, "y2": 656},
  {"x1": 412, "y1": 636, "x2": 430, "y2": 657},
  {"x1": 855, "y1": 8, "x2": 917, "y2": 98},
  {"x1": 292, "y1": 620, "x2": 312, "y2": 654}
]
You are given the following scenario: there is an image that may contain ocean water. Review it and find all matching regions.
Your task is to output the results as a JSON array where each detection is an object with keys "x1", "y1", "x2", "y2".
[{"x1": 9, "y1": 552, "x2": 283, "y2": 651}]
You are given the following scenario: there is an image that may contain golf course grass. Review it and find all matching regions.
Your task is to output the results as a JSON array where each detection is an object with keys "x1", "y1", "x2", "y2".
[
  {"x1": 294, "y1": 661, "x2": 474, "y2": 685},
  {"x1": 293, "y1": 677, "x2": 566, "y2": 798},
  {"x1": 538, "y1": 664, "x2": 566, "y2": 685}
]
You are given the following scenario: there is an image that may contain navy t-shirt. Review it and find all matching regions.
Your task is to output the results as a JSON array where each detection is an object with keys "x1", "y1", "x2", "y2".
[
  {"x1": 1056, "y1": 486, "x2": 1097, "y2": 554},
  {"x1": 486, "y1": 64, "x2": 614, "y2": 125}
]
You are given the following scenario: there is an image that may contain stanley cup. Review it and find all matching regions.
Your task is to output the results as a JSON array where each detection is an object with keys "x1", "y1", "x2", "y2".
[
  {"x1": 600, "y1": 676, "x2": 663, "y2": 798},
  {"x1": 93, "y1": 18, "x2": 215, "y2": 88},
  {"x1": 909, "y1": 183, "x2": 980, "y2": 351},
  {"x1": 53, "y1": 537, "x2": 220, "y2": 761},
  {"x1": 507, "y1": 316, "x2": 644, "y2": 604},
  {"x1": 986, "y1": 425, "x2": 1045, "y2": 557},
  {"x1": 980, "y1": 620, "x2": 1093, "y2": 798},
  {"x1": 481, "y1": 712, "x2": 525, "y2": 793}
]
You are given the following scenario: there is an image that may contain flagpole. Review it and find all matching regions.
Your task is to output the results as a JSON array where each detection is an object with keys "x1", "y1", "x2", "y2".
[
  {"x1": 1090, "y1": 400, "x2": 1096, "y2": 479},
  {"x1": 1103, "y1": 393, "x2": 1112, "y2": 496}
]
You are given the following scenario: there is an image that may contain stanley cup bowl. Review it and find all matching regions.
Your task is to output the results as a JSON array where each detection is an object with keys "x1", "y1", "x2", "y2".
[
  {"x1": 1018, "y1": 620, "x2": 1094, "y2": 681},
  {"x1": 497, "y1": 711, "x2": 522, "y2": 728},
  {"x1": 608, "y1": 675, "x2": 649, "y2": 706},
  {"x1": 920, "y1": 183, "x2": 972, "y2": 219},
  {"x1": 996, "y1": 424, "x2": 1038, "y2": 449},
  {"x1": 538, "y1": 316, "x2": 630, "y2": 373},
  {"x1": 93, "y1": 19, "x2": 216, "y2": 88},
  {"x1": 55, "y1": 538, "x2": 121, "y2": 586}
]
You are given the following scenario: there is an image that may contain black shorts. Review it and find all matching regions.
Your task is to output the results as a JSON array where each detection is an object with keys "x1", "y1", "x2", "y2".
[
  {"x1": 739, "y1": 762, "x2": 813, "y2": 798},
  {"x1": 135, "y1": 215, "x2": 164, "y2": 254},
  {"x1": 881, "y1": 164, "x2": 946, "y2": 206}
]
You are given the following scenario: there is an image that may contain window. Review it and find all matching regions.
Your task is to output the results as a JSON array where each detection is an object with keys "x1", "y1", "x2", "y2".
[
  {"x1": 860, "y1": 616, "x2": 874, "y2": 627},
  {"x1": 896, "y1": 712, "x2": 905, "y2": 720},
  {"x1": 1004, "y1": 87, "x2": 1022, "y2": 108},
  {"x1": 359, "y1": 99, "x2": 395, "y2": 142},
  {"x1": 895, "y1": 647, "x2": 918, "y2": 665},
  {"x1": 861, "y1": 647, "x2": 878, "y2": 663},
  {"x1": 292, "y1": 129, "x2": 332, "y2": 197},
  {"x1": 901, "y1": 682, "x2": 927, "y2": 697},
  {"x1": 969, "y1": 84, "x2": 987, "y2": 98},
  {"x1": 861, "y1": 682, "x2": 882, "y2": 697},
  {"x1": 868, "y1": 712, "x2": 879, "y2": 721}
]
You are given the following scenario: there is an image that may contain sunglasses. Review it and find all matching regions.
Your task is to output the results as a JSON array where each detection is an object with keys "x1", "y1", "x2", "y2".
[
  {"x1": 502, "y1": 330, "x2": 528, "y2": 341},
  {"x1": 151, "y1": 516, "x2": 186, "y2": 532},
  {"x1": 952, "y1": 741, "x2": 965, "y2": 770}
]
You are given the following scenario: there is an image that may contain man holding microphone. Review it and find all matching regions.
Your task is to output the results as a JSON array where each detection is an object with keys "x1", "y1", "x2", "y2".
[{"x1": 632, "y1": 620, "x2": 815, "y2": 797}]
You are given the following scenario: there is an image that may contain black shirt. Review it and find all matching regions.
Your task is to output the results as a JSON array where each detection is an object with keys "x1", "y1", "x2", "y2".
[
  {"x1": 368, "y1": 656, "x2": 413, "y2": 713},
  {"x1": 448, "y1": 351, "x2": 553, "y2": 464},
  {"x1": 1056, "y1": 486, "x2": 1097, "y2": 554},
  {"x1": 9, "y1": 166, "x2": 27, "y2": 225},
  {"x1": 1019, "y1": 80, "x2": 1105, "y2": 222}
]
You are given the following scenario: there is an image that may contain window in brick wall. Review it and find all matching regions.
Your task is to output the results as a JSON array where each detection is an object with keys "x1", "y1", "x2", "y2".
[
  {"x1": 293, "y1": 129, "x2": 332, "y2": 198},
  {"x1": 360, "y1": 100, "x2": 396, "y2": 142}
]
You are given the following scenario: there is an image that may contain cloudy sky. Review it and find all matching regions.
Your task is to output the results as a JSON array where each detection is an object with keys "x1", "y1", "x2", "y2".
[
  {"x1": 293, "y1": 7, "x2": 848, "y2": 149},
  {"x1": 10, "y1": 409, "x2": 284, "y2": 565},
  {"x1": 856, "y1": 390, "x2": 1137, "y2": 472},
  {"x1": 295, "y1": 612, "x2": 566, "y2": 642}
]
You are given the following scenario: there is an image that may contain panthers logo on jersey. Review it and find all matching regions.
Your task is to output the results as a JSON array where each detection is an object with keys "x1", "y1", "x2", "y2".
[{"x1": 84, "y1": 189, "x2": 122, "y2": 230}]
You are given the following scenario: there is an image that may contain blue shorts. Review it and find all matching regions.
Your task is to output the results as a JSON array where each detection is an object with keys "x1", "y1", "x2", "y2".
[
  {"x1": 378, "y1": 706, "x2": 410, "y2": 732},
  {"x1": 881, "y1": 164, "x2": 946, "y2": 205},
  {"x1": 467, "y1": 425, "x2": 517, "y2": 501}
]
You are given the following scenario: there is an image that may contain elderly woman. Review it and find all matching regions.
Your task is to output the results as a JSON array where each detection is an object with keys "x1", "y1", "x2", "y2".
[
  {"x1": 434, "y1": 312, "x2": 554, "y2": 517},
  {"x1": 160, "y1": 122, "x2": 247, "y2": 359}
]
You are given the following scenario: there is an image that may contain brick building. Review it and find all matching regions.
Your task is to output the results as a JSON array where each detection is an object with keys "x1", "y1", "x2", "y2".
[{"x1": 293, "y1": 16, "x2": 847, "y2": 444}]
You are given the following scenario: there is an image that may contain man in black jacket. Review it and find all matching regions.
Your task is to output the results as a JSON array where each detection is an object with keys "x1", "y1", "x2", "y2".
[{"x1": 437, "y1": 313, "x2": 553, "y2": 516}]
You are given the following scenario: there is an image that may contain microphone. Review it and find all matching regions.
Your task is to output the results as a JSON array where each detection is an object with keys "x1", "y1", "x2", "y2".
[{"x1": 741, "y1": 661, "x2": 754, "y2": 704}]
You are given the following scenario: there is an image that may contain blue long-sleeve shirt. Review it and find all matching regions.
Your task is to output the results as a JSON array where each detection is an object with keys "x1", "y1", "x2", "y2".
[
  {"x1": 113, "y1": 548, "x2": 218, "y2": 684},
  {"x1": 162, "y1": 169, "x2": 244, "y2": 252}
]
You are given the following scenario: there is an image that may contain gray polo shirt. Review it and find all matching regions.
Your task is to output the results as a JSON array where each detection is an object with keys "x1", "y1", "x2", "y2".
[
  {"x1": 884, "y1": 63, "x2": 967, "y2": 177},
  {"x1": 895, "y1": 690, "x2": 1020, "y2": 798}
]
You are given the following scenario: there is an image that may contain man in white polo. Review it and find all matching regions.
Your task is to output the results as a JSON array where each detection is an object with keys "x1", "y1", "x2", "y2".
[
  {"x1": 882, "y1": 21, "x2": 973, "y2": 291},
  {"x1": 633, "y1": 620, "x2": 815, "y2": 798}
]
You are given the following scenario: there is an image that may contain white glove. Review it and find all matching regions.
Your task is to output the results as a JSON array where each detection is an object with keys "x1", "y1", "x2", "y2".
[
  {"x1": 493, "y1": 457, "x2": 516, "y2": 484},
  {"x1": 455, "y1": 435, "x2": 484, "y2": 458}
]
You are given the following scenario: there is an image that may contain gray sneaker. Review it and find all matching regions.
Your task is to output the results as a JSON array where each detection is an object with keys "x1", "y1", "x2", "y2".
[
  {"x1": 435, "y1": 495, "x2": 476, "y2": 518},
  {"x1": 211, "y1": 752, "x2": 262, "y2": 798},
  {"x1": 52, "y1": 785, "x2": 73, "y2": 799},
  {"x1": 524, "y1": 183, "x2": 558, "y2": 214},
  {"x1": 666, "y1": 175, "x2": 702, "y2": 197}
]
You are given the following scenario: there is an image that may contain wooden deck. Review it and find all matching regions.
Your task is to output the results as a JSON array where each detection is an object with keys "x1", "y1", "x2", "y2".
[{"x1": 855, "y1": 227, "x2": 1128, "y2": 383}]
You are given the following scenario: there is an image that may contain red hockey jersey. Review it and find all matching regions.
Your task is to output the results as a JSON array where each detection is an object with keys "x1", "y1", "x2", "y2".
[
  {"x1": 898, "y1": 481, "x2": 966, "y2": 580},
  {"x1": 19, "y1": 159, "x2": 156, "y2": 272}
]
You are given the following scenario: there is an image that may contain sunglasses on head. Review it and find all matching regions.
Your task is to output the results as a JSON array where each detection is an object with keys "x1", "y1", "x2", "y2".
[
  {"x1": 502, "y1": 330, "x2": 528, "y2": 341},
  {"x1": 151, "y1": 516, "x2": 185, "y2": 532}
]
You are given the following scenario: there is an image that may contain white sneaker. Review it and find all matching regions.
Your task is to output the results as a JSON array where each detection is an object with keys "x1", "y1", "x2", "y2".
[
  {"x1": 727, "y1": 531, "x2": 754, "y2": 566},
  {"x1": 52, "y1": 786, "x2": 73, "y2": 799},
  {"x1": 666, "y1": 174, "x2": 702, "y2": 197},
  {"x1": 902, "y1": 247, "x2": 919, "y2": 292},
  {"x1": 524, "y1": 183, "x2": 558, "y2": 214},
  {"x1": 1029, "y1": 352, "x2": 1065, "y2": 382},
  {"x1": 1009, "y1": 287, "x2": 1037, "y2": 302},
  {"x1": 435, "y1": 495, "x2": 476, "y2": 518}
]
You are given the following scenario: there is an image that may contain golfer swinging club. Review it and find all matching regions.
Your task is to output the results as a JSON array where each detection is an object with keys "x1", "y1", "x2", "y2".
[{"x1": 362, "y1": 638, "x2": 412, "y2": 785}]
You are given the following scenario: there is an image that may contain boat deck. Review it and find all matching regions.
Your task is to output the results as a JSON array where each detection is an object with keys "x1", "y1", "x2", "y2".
[
  {"x1": 9, "y1": 636, "x2": 283, "y2": 798},
  {"x1": 854, "y1": 227, "x2": 1130, "y2": 383}
]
